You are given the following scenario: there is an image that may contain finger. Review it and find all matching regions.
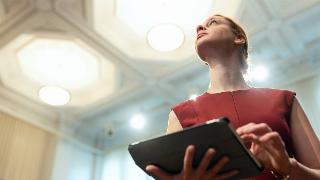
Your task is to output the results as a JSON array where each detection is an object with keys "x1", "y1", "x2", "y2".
[
  {"x1": 242, "y1": 131, "x2": 283, "y2": 149},
  {"x1": 240, "y1": 133, "x2": 261, "y2": 145},
  {"x1": 237, "y1": 123, "x2": 272, "y2": 136},
  {"x1": 239, "y1": 133, "x2": 256, "y2": 148},
  {"x1": 197, "y1": 148, "x2": 215, "y2": 173},
  {"x1": 146, "y1": 165, "x2": 170, "y2": 179},
  {"x1": 259, "y1": 132, "x2": 287, "y2": 157},
  {"x1": 240, "y1": 133, "x2": 265, "y2": 154},
  {"x1": 236, "y1": 123, "x2": 256, "y2": 134},
  {"x1": 215, "y1": 170, "x2": 239, "y2": 180},
  {"x1": 183, "y1": 145, "x2": 195, "y2": 175},
  {"x1": 243, "y1": 133, "x2": 285, "y2": 165},
  {"x1": 207, "y1": 156, "x2": 230, "y2": 179},
  {"x1": 259, "y1": 132, "x2": 285, "y2": 149},
  {"x1": 241, "y1": 133, "x2": 289, "y2": 172},
  {"x1": 259, "y1": 133, "x2": 292, "y2": 174}
]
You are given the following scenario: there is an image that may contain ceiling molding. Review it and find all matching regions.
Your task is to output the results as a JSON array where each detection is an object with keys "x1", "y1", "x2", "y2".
[
  {"x1": 72, "y1": 82, "x2": 146, "y2": 123},
  {"x1": 54, "y1": 0, "x2": 88, "y2": 23},
  {"x1": 0, "y1": 1, "x2": 5, "y2": 21},
  {"x1": 0, "y1": 8, "x2": 35, "y2": 48},
  {"x1": 237, "y1": 0, "x2": 269, "y2": 35},
  {"x1": 0, "y1": 85, "x2": 57, "y2": 123},
  {"x1": 262, "y1": 0, "x2": 319, "y2": 19},
  {"x1": 34, "y1": 0, "x2": 53, "y2": 11},
  {"x1": 0, "y1": 0, "x2": 34, "y2": 24},
  {"x1": 0, "y1": 85, "x2": 103, "y2": 153},
  {"x1": 52, "y1": 10, "x2": 147, "y2": 80}
]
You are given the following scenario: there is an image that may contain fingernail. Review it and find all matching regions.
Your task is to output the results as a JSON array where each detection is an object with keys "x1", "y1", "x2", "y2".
[
  {"x1": 208, "y1": 148, "x2": 215, "y2": 154},
  {"x1": 145, "y1": 165, "x2": 151, "y2": 171},
  {"x1": 189, "y1": 145, "x2": 195, "y2": 150}
]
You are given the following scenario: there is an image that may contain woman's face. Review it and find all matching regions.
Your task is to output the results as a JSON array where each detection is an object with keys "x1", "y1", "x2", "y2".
[{"x1": 195, "y1": 15, "x2": 237, "y2": 61}]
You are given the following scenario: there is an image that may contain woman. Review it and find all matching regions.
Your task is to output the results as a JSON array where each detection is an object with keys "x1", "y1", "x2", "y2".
[{"x1": 146, "y1": 15, "x2": 320, "y2": 179}]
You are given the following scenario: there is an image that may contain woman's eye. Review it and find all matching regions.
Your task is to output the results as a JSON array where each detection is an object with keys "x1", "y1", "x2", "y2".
[{"x1": 208, "y1": 19, "x2": 217, "y2": 26}]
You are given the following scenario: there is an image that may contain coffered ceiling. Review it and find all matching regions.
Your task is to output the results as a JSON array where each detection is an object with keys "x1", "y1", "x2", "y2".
[{"x1": 0, "y1": 0, "x2": 319, "y2": 151}]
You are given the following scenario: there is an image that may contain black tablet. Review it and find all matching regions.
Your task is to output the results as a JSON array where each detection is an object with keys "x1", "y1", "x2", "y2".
[{"x1": 128, "y1": 117, "x2": 263, "y2": 179}]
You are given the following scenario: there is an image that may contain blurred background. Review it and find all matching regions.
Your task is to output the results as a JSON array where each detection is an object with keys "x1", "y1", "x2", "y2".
[{"x1": 0, "y1": 0, "x2": 319, "y2": 179}]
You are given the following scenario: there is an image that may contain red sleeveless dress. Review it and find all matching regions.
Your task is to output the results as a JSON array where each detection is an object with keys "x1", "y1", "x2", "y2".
[{"x1": 172, "y1": 88, "x2": 296, "y2": 180}]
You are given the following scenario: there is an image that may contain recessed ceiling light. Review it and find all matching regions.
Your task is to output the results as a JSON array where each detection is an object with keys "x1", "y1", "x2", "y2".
[
  {"x1": 38, "y1": 86, "x2": 70, "y2": 106},
  {"x1": 147, "y1": 24, "x2": 184, "y2": 52},
  {"x1": 130, "y1": 114, "x2": 146, "y2": 130}
]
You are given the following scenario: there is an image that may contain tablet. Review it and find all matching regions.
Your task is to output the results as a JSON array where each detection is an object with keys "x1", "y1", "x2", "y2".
[{"x1": 128, "y1": 117, "x2": 263, "y2": 179}]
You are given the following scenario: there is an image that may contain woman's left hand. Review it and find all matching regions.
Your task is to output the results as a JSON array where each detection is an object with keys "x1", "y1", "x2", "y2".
[{"x1": 236, "y1": 123, "x2": 293, "y2": 176}]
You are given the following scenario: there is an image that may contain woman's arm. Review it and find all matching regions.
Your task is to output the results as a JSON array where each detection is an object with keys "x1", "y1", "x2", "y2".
[
  {"x1": 166, "y1": 110, "x2": 183, "y2": 134},
  {"x1": 289, "y1": 97, "x2": 320, "y2": 179},
  {"x1": 290, "y1": 97, "x2": 320, "y2": 168}
]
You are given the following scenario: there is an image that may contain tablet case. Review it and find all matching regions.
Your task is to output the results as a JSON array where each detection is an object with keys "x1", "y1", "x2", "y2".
[{"x1": 128, "y1": 117, "x2": 263, "y2": 179}]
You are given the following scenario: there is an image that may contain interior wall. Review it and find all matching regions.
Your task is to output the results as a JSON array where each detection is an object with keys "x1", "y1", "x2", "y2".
[
  {"x1": 0, "y1": 111, "x2": 56, "y2": 180},
  {"x1": 50, "y1": 139, "x2": 103, "y2": 180},
  {"x1": 0, "y1": 110, "x2": 104, "y2": 180},
  {"x1": 102, "y1": 148, "x2": 150, "y2": 180}
]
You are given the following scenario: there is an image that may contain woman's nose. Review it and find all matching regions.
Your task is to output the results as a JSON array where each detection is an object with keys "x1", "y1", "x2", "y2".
[{"x1": 196, "y1": 25, "x2": 206, "y2": 33}]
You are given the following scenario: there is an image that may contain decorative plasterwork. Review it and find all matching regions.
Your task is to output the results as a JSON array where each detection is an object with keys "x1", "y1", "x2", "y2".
[
  {"x1": 0, "y1": 0, "x2": 319, "y2": 151},
  {"x1": 0, "y1": 1, "x2": 5, "y2": 21},
  {"x1": 0, "y1": 0, "x2": 33, "y2": 23},
  {"x1": 237, "y1": 0, "x2": 269, "y2": 35},
  {"x1": 55, "y1": 0, "x2": 89, "y2": 23},
  {"x1": 35, "y1": 0, "x2": 53, "y2": 10},
  {"x1": 17, "y1": 37, "x2": 101, "y2": 90},
  {"x1": 262, "y1": 0, "x2": 319, "y2": 18},
  {"x1": 0, "y1": 33, "x2": 117, "y2": 106}
]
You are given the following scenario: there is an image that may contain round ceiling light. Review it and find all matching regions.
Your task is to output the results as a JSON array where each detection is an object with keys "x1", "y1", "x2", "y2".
[
  {"x1": 249, "y1": 66, "x2": 269, "y2": 82},
  {"x1": 147, "y1": 24, "x2": 185, "y2": 52},
  {"x1": 130, "y1": 114, "x2": 146, "y2": 130},
  {"x1": 38, "y1": 86, "x2": 70, "y2": 106}
]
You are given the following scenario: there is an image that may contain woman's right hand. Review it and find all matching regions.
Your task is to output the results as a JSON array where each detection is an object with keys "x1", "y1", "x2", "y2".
[{"x1": 146, "y1": 145, "x2": 239, "y2": 180}]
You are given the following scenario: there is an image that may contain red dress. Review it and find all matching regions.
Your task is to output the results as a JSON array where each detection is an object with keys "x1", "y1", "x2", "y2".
[{"x1": 172, "y1": 88, "x2": 296, "y2": 180}]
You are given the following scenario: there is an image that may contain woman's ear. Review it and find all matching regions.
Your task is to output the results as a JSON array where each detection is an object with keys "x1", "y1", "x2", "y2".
[{"x1": 234, "y1": 36, "x2": 246, "y2": 45}]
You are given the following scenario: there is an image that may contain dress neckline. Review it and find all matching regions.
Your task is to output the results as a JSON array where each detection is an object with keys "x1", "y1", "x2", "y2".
[{"x1": 204, "y1": 87, "x2": 255, "y2": 96}]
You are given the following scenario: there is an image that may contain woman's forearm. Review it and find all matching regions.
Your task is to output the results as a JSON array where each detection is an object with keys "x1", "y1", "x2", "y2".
[{"x1": 290, "y1": 158, "x2": 320, "y2": 180}]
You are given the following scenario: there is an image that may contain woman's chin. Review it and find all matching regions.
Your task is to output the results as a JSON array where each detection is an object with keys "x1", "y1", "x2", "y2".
[{"x1": 196, "y1": 46, "x2": 211, "y2": 61}]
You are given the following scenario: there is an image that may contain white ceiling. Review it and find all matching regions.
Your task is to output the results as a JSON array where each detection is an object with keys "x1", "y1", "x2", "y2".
[{"x1": 0, "y1": 0, "x2": 319, "y2": 151}]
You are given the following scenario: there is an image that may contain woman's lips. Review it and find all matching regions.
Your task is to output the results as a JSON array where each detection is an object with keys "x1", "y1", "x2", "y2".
[{"x1": 197, "y1": 33, "x2": 207, "y2": 40}]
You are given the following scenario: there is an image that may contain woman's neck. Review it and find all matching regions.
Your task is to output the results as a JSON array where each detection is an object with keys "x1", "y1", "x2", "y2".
[{"x1": 206, "y1": 56, "x2": 250, "y2": 94}]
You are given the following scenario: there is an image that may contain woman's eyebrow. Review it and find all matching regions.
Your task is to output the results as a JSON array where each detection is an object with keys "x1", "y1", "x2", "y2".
[{"x1": 205, "y1": 17, "x2": 220, "y2": 26}]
